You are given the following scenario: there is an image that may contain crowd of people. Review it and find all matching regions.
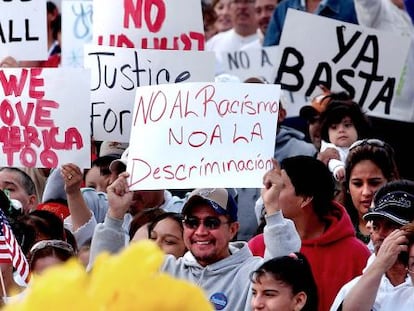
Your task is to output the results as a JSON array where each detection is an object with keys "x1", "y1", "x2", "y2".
[{"x1": 0, "y1": 0, "x2": 413, "y2": 310}]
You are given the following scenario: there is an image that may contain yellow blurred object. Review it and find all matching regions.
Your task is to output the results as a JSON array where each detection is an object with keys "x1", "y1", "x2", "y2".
[{"x1": 4, "y1": 240, "x2": 213, "y2": 311}]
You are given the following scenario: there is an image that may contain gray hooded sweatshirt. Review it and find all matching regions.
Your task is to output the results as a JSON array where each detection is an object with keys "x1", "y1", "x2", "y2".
[{"x1": 88, "y1": 211, "x2": 300, "y2": 310}]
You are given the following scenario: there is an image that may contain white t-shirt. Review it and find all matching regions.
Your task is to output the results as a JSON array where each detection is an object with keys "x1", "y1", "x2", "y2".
[{"x1": 330, "y1": 253, "x2": 413, "y2": 310}]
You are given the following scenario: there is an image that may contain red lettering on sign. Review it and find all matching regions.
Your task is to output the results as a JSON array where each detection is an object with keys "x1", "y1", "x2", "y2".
[
  {"x1": 123, "y1": 0, "x2": 165, "y2": 32},
  {"x1": 0, "y1": 69, "x2": 28, "y2": 96},
  {"x1": 28, "y1": 68, "x2": 45, "y2": 99}
]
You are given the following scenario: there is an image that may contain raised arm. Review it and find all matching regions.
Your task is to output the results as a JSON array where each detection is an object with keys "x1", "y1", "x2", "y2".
[
  {"x1": 62, "y1": 163, "x2": 92, "y2": 232},
  {"x1": 87, "y1": 172, "x2": 133, "y2": 269},
  {"x1": 261, "y1": 159, "x2": 301, "y2": 258},
  {"x1": 342, "y1": 229, "x2": 408, "y2": 311}
]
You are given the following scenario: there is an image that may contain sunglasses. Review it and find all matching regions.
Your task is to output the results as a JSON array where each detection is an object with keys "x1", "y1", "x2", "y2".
[
  {"x1": 183, "y1": 216, "x2": 229, "y2": 230},
  {"x1": 349, "y1": 139, "x2": 387, "y2": 151}
]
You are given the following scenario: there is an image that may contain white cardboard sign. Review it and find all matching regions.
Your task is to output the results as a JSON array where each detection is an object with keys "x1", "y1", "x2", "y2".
[
  {"x1": 92, "y1": 0, "x2": 205, "y2": 50},
  {"x1": 218, "y1": 46, "x2": 279, "y2": 83},
  {"x1": 276, "y1": 9, "x2": 412, "y2": 121},
  {"x1": 0, "y1": 68, "x2": 91, "y2": 168},
  {"x1": 0, "y1": 0, "x2": 48, "y2": 61},
  {"x1": 61, "y1": 0, "x2": 93, "y2": 68},
  {"x1": 84, "y1": 44, "x2": 215, "y2": 142},
  {"x1": 127, "y1": 82, "x2": 280, "y2": 190}
]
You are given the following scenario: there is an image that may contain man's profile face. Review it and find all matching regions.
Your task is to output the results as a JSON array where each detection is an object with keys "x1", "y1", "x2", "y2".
[
  {"x1": 370, "y1": 218, "x2": 401, "y2": 254},
  {"x1": 183, "y1": 204, "x2": 238, "y2": 266},
  {"x1": 0, "y1": 170, "x2": 34, "y2": 213}
]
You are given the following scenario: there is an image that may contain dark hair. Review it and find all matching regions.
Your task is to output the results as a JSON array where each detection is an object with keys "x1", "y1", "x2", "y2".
[
  {"x1": 343, "y1": 140, "x2": 400, "y2": 226},
  {"x1": 250, "y1": 252, "x2": 318, "y2": 311},
  {"x1": 128, "y1": 208, "x2": 166, "y2": 240},
  {"x1": 47, "y1": 1, "x2": 58, "y2": 14},
  {"x1": 84, "y1": 155, "x2": 119, "y2": 179},
  {"x1": 320, "y1": 91, "x2": 353, "y2": 103},
  {"x1": 281, "y1": 156, "x2": 335, "y2": 219},
  {"x1": 28, "y1": 239, "x2": 75, "y2": 271},
  {"x1": 147, "y1": 212, "x2": 184, "y2": 237},
  {"x1": 65, "y1": 228, "x2": 78, "y2": 253},
  {"x1": 51, "y1": 14, "x2": 61, "y2": 40},
  {"x1": 0, "y1": 167, "x2": 36, "y2": 196},
  {"x1": 14, "y1": 210, "x2": 66, "y2": 255},
  {"x1": 202, "y1": 1, "x2": 217, "y2": 26},
  {"x1": 320, "y1": 101, "x2": 372, "y2": 142}
]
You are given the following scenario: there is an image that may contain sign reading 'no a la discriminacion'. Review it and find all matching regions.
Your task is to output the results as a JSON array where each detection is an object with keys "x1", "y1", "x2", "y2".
[
  {"x1": 0, "y1": 0, "x2": 48, "y2": 61},
  {"x1": 93, "y1": 0, "x2": 205, "y2": 50},
  {"x1": 0, "y1": 68, "x2": 91, "y2": 168},
  {"x1": 84, "y1": 44, "x2": 215, "y2": 142},
  {"x1": 126, "y1": 82, "x2": 280, "y2": 190},
  {"x1": 275, "y1": 9, "x2": 411, "y2": 121}
]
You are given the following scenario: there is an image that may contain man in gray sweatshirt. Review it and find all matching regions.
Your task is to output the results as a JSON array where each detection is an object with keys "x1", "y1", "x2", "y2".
[{"x1": 88, "y1": 164, "x2": 300, "y2": 310}]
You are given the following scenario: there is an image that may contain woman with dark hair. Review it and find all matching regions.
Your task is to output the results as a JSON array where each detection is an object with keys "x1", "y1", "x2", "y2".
[
  {"x1": 14, "y1": 209, "x2": 68, "y2": 255},
  {"x1": 28, "y1": 239, "x2": 75, "y2": 275},
  {"x1": 147, "y1": 212, "x2": 187, "y2": 258},
  {"x1": 250, "y1": 252, "x2": 318, "y2": 311},
  {"x1": 342, "y1": 139, "x2": 400, "y2": 245},
  {"x1": 129, "y1": 208, "x2": 166, "y2": 241}
]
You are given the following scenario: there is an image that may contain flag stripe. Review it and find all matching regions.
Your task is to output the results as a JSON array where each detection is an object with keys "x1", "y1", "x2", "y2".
[{"x1": 0, "y1": 209, "x2": 30, "y2": 284}]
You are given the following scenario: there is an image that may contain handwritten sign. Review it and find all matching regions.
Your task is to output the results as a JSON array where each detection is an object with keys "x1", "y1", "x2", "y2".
[
  {"x1": 127, "y1": 82, "x2": 280, "y2": 190},
  {"x1": 0, "y1": 0, "x2": 48, "y2": 61},
  {"x1": 92, "y1": 0, "x2": 205, "y2": 50},
  {"x1": 61, "y1": 0, "x2": 93, "y2": 68},
  {"x1": 84, "y1": 44, "x2": 215, "y2": 142},
  {"x1": 0, "y1": 68, "x2": 91, "y2": 168},
  {"x1": 276, "y1": 9, "x2": 412, "y2": 121},
  {"x1": 218, "y1": 46, "x2": 279, "y2": 83}
]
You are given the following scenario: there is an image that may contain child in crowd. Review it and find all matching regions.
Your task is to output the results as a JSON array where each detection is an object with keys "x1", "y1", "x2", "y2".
[{"x1": 319, "y1": 101, "x2": 371, "y2": 182}]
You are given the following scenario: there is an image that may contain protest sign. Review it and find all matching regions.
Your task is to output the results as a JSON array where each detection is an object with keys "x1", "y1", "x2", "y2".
[
  {"x1": 218, "y1": 46, "x2": 279, "y2": 83},
  {"x1": 84, "y1": 44, "x2": 215, "y2": 142},
  {"x1": 93, "y1": 0, "x2": 205, "y2": 50},
  {"x1": 62, "y1": 0, "x2": 93, "y2": 67},
  {"x1": 0, "y1": 0, "x2": 48, "y2": 61},
  {"x1": 127, "y1": 82, "x2": 280, "y2": 190},
  {"x1": 275, "y1": 9, "x2": 412, "y2": 121},
  {"x1": 0, "y1": 68, "x2": 91, "y2": 168}
]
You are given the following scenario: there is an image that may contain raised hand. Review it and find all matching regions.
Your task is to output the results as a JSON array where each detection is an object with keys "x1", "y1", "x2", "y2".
[
  {"x1": 106, "y1": 172, "x2": 133, "y2": 220},
  {"x1": 261, "y1": 159, "x2": 284, "y2": 215}
]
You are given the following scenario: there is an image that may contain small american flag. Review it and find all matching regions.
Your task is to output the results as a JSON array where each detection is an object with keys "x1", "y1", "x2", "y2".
[{"x1": 0, "y1": 208, "x2": 30, "y2": 284}]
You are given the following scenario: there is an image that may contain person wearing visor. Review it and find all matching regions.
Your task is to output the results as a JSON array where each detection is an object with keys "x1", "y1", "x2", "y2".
[
  {"x1": 88, "y1": 169, "x2": 300, "y2": 310},
  {"x1": 342, "y1": 221, "x2": 414, "y2": 311},
  {"x1": 331, "y1": 179, "x2": 414, "y2": 311}
]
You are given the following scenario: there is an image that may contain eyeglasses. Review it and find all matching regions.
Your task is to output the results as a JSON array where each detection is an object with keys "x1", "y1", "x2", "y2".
[
  {"x1": 349, "y1": 139, "x2": 387, "y2": 151},
  {"x1": 183, "y1": 216, "x2": 229, "y2": 230}
]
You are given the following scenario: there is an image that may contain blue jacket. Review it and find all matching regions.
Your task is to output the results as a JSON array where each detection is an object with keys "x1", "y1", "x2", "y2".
[
  {"x1": 274, "y1": 125, "x2": 317, "y2": 163},
  {"x1": 405, "y1": 0, "x2": 414, "y2": 24},
  {"x1": 263, "y1": 0, "x2": 358, "y2": 46}
]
